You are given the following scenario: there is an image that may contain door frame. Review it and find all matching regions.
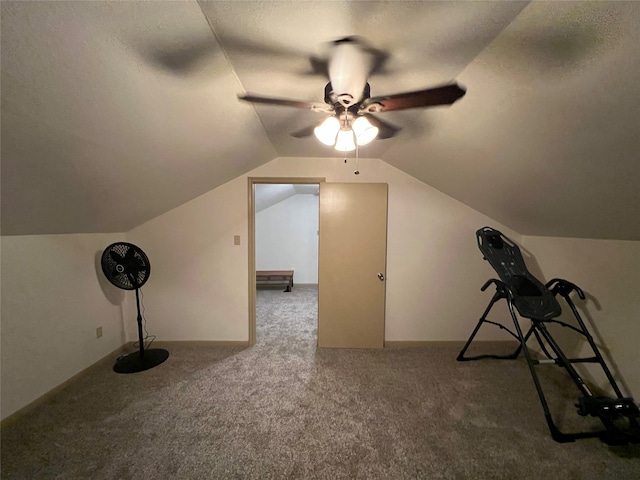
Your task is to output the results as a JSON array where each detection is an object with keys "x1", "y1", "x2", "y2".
[{"x1": 247, "y1": 177, "x2": 326, "y2": 345}]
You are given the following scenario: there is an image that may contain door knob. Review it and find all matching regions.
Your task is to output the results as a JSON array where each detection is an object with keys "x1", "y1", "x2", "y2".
[{"x1": 378, "y1": 273, "x2": 385, "y2": 281}]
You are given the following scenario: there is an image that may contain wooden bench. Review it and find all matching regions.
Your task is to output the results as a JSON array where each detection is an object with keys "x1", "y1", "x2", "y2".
[{"x1": 256, "y1": 270, "x2": 294, "y2": 292}]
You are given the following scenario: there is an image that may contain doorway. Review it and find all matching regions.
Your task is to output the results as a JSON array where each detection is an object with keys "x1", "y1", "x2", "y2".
[
  {"x1": 248, "y1": 177, "x2": 325, "y2": 345},
  {"x1": 248, "y1": 178, "x2": 388, "y2": 348}
]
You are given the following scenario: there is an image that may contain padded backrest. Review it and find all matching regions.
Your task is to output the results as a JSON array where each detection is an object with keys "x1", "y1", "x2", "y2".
[{"x1": 476, "y1": 227, "x2": 561, "y2": 320}]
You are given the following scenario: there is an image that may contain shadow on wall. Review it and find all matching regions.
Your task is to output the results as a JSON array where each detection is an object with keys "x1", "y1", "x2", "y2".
[
  {"x1": 519, "y1": 245, "x2": 629, "y2": 397},
  {"x1": 574, "y1": 292, "x2": 634, "y2": 397},
  {"x1": 94, "y1": 249, "x2": 127, "y2": 345}
]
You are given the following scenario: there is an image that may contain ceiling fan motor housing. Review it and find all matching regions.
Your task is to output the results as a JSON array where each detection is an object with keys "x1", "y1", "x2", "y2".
[
  {"x1": 324, "y1": 82, "x2": 371, "y2": 114},
  {"x1": 327, "y1": 40, "x2": 373, "y2": 107}
]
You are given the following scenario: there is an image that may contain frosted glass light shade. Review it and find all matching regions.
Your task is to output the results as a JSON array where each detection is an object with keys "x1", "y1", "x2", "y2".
[
  {"x1": 314, "y1": 116, "x2": 341, "y2": 146},
  {"x1": 335, "y1": 129, "x2": 356, "y2": 151},
  {"x1": 352, "y1": 116, "x2": 379, "y2": 146}
]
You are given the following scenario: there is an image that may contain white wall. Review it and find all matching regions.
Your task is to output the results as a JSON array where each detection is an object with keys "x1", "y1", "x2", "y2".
[
  {"x1": 6, "y1": 159, "x2": 636, "y2": 420},
  {"x1": 127, "y1": 156, "x2": 520, "y2": 343},
  {"x1": 1, "y1": 233, "x2": 127, "y2": 420},
  {"x1": 123, "y1": 176, "x2": 249, "y2": 341},
  {"x1": 521, "y1": 236, "x2": 640, "y2": 398},
  {"x1": 256, "y1": 194, "x2": 319, "y2": 284}
]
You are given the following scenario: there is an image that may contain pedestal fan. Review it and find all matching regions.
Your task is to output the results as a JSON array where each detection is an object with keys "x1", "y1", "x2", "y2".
[{"x1": 101, "y1": 242, "x2": 169, "y2": 373}]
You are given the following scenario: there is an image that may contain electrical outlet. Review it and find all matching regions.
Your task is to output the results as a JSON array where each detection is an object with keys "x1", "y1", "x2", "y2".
[
  {"x1": 96, "y1": 326, "x2": 103, "y2": 339},
  {"x1": 234, "y1": 235, "x2": 241, "y2": 245}
]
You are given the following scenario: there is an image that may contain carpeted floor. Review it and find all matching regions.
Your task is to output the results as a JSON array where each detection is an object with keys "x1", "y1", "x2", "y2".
[{"x1": 1, "y1": 284, "x2": 639, "y2": 479}]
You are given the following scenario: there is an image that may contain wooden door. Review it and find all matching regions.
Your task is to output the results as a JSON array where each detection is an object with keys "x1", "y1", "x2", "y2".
[{"x1": 318, "y1": 183, "x2": 388, "y2": 348}]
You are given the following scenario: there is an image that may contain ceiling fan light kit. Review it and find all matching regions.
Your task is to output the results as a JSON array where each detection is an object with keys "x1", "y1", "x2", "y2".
[
  {"x1": 314, "y1": 116, "x2": 341, "y2": 145},
  {"x1": 335, "y1": 128, "x2": 357, "y2": 152},
  {"x1": 351, "y1": 116, "x2": 379, "y2": 146},
  {"x1": 314, "y1": 114, "x2": 379, "y2": 151},
  {"x1": 238, "y1": 36, "x2": 466, "y2": 150}
]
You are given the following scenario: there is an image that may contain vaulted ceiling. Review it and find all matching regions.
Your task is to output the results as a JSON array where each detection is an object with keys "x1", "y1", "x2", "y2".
[{"x1": 2, "y1": 1, "x2": 638, "y2": 239}]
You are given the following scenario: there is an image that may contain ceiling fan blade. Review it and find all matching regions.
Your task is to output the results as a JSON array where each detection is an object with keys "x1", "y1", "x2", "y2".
[
  {"x1": 290, "y1": 125, "x2": 316, "y2": 138},
  {"x1": 346, "y1": 37, "x2": 389, "y2": 77},
  {"x1": 307, "y1": 55, "x2": 328, "y2": 77},
  {"x1": 363, "y1": 83, "x2": 466, "y2": 112},
  {"x1": 238, "y1": 94, "x2": 325, "y2": 111},
  {"x1": 216, "y1": 33, "x2": 309, "y2": 60},
  {"x1": 147, "y1": 39, "x2": 218, "y2": 74},
  {"x1": 363, "y1": 114, "x2": 401, "y2": 139},
  {"x1": 369, "y1": 50, "x2": 390, "y2": 77},
  {"x1": 304, "y1": 38, "x2": 388, "y2": 78}
]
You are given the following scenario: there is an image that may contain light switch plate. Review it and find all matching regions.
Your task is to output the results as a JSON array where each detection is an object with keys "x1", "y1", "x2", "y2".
[{"x1": 234, "y1": 235, "x2": 241, "y2": 245}]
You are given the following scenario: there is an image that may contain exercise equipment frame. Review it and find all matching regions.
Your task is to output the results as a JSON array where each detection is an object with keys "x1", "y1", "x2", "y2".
[{"x1": 457, "y1": 227, "x2": 639, "y2": 445}]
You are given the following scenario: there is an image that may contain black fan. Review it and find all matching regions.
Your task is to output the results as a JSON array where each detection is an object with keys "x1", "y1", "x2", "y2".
[{"x1": 101, "y1": 242, "x2": 169, "y2": 374}]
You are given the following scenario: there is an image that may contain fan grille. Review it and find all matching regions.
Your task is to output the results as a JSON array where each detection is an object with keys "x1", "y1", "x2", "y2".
[{"x1": 101, "y1": 242, "x2": 150, "y2": 290}]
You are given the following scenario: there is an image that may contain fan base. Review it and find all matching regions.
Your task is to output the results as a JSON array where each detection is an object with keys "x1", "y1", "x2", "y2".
[{"x1": 113, "y1": 348, "x2": 169, "y2": 374}]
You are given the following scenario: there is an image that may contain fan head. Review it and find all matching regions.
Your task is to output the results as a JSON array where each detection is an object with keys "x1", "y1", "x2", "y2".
[{"x1": 101, "y1": 242, "x2": 151, "y2": 290}]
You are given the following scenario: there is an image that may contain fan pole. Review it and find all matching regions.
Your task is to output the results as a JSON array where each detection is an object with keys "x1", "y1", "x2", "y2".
[
  {"x1": 135, "y1": 286, "x2": 145, "y2": 358},
  {"x1": 112, "y1": 282, "x2": 169, "y2": 374}
]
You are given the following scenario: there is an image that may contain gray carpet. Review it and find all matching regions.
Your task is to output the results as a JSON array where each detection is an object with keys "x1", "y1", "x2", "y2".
[{"x1": 2, "y1": 284, "x2": 639, "y2": 479}]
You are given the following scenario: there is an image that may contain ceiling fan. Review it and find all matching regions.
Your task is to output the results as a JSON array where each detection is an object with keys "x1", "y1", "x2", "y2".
[{"x1": 238, "y1": 37, "x2": 466, "y2": 151}]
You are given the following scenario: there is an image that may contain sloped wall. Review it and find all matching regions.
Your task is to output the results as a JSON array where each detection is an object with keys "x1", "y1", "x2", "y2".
[
  {"x1": 521, "y1": 236, "x2": 640, "y2": 398},
  {"x1": 126, "y1": 156, "x2": 520, "y2": 343},
  {"x1": 1, "y1": 233, "x2": 127, "y2": 420}
]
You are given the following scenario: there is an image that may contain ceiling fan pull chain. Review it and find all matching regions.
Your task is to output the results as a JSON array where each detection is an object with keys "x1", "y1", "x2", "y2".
[{"x1": 354, "y1": 144, "x2": 360, "y2": 175}]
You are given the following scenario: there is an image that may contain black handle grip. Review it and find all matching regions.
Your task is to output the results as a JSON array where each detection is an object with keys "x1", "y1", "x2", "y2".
[
  {"x1": 481, "y1": 278, "x2": 504, "y2": 292},
  {"x1": 546, "y1": 278, "x2": 585, "y2": 299}
]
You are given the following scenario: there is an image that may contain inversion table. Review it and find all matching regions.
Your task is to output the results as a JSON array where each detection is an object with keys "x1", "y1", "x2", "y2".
[{"x1": 457, "y1": 227, "x2": 639, "y2": 445}]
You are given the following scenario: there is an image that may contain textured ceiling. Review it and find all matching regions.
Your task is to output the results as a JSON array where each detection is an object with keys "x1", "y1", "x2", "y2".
[{"x1": 1, "y1": 1, "x2": 638, "y2": 239}]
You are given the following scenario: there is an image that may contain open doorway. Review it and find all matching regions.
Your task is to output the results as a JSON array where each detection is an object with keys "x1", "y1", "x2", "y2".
[{"x1": 248, "y1": 177, "x2": 325, "y2": 346}]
